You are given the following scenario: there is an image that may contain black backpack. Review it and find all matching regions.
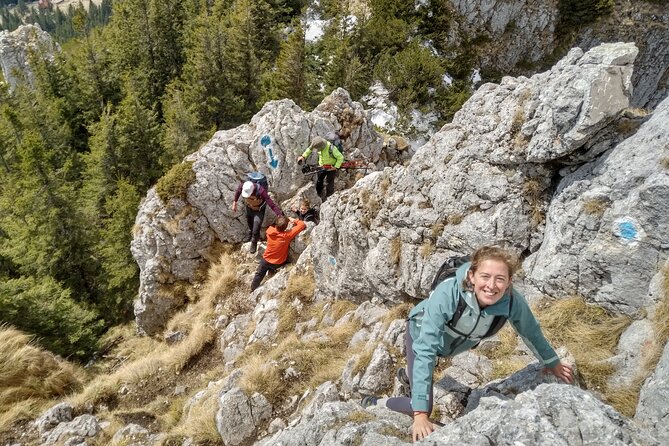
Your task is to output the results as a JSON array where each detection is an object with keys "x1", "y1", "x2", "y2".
[
  {"x1": 247, "y1": 172, "x2": 268, "y2": 193},
  {"x1": 431, "y1": 255, "x2": 512, "y2": 342}
]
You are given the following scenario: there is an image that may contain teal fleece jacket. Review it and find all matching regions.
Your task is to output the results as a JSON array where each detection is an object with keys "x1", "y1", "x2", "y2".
[{"x1": 408, "y1": 262, "x2": 560, "y2": 412}]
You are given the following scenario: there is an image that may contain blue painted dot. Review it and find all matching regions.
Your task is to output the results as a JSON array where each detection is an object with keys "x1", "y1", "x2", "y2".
[
  {"x1": 260, "y1": 135, "x2": 271, "y2": 147},
  {"x1": 617, "y1": 221, "x2": 637, "y2": 241},
  {"x1": 328, "y1": 256, "x2": 337, "y2": 266}
]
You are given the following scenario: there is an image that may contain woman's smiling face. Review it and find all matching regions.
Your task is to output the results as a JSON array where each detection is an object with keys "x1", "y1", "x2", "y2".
[{"x1": 467, "y1": 259, "x2": 511, "y2": 308}]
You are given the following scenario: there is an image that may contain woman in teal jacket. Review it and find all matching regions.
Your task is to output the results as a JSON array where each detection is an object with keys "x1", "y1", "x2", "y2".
[{"x1": 365, "y1": 246, "x2": 573, "y2": 441}]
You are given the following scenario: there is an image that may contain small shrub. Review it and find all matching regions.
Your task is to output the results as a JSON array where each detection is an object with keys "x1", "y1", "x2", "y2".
[
  {"x1": 510, "y1": 107, "x2": 525, "y2": 136},
  {"x1": 447, "y1": 214, "x2": 463, "y2": 225},
  {"x1": 582, "y1": 198, "x2": 608, "y2": 217},
  {"x1": 660, "y1": 158, "x2": 669, "y2": 170},
  {"x1": 420, "y1": 240, "x2": 435, "y2": 259},
  {"x1": 431, "y1": 222, "x2": 445, "y2": 239},
  {"x1": 557, "y1": 0, "x2": 614, "y2": 30},
  {"x1": 523, "y1": 179, "x2": 545, "y2": 227},
  {"x1": 156, "y1": 161, "x2": 196, "y2": 203}
]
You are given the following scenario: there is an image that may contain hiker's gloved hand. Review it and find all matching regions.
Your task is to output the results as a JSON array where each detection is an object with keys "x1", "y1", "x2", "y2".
[
  {"x1": 546, "y1": 361, "x2": 574, "y2": 384},
  {"x1": 412, "y1": 412, "x2": 434, "y2": 441},
  {"x1": 232, "y1": 201, "x2": 237, "y2": 212}
]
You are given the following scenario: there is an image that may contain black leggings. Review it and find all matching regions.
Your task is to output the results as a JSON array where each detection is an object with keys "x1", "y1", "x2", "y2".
[
  {"x1": 251, "y1": 258, "x2": 285, "y2": 291},
  {"x1": 316, "y1": 169, "x2": 336, "y2": 200},
  {"x1": 246, "y1": 206, "x2": 266, "y2": 242},
  {"x1": 385, "y1": 321, "x2": 434, "y2": 415}
]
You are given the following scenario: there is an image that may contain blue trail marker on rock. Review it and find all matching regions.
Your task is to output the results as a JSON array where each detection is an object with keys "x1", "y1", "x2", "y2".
[{"x1": 260, "y1": 134, "x2": 279, "y2": 169}]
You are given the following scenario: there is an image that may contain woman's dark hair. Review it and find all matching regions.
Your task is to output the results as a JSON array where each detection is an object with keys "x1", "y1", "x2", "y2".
[
  {"x1": 275, "y1": 215, "x2": 289, "y2": 231},
  {"x1": 300, "y1": 198, "x2": 310, "y2": 208}
]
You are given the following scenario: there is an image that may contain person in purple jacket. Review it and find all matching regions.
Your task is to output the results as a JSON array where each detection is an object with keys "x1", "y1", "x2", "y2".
[{"x1": 232, "y1": 181, "x2": 282, "y2": 253}]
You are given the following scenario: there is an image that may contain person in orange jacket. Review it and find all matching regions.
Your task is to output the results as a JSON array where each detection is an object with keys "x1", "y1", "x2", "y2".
[{"x1": 250, "y1": 215, "x2": 306, "y2": 291}]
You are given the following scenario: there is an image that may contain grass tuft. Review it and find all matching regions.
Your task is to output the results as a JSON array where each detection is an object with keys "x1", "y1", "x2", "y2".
[
  {"x1": 0, "y1": 326, "x2": 84, "y2": 431},
  {"x1": 536, "y1": 297, "x2": 631, "y2": 402}
]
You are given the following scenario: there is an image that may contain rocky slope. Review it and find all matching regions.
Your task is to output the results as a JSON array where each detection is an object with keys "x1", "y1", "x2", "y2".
[{"x1": 93, "y1": 41, "x2": 669, "y2": 446}]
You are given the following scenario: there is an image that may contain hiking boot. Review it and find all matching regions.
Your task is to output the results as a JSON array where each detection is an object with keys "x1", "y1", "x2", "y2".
[
  {"x1": 396, "y1": 367, "x2": 411, "y2": 397},
  {"x1": 249, "y1": 241, "x2": 257, "y2": 254},
  {"x1": 360, "y1": 395, "x2": 378, "y2": 409},
  {"x1": 396, "y1": 367, "x2": 410, "y2": 386}
]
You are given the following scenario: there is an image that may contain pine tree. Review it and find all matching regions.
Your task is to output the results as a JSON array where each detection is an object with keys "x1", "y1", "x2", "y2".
[
  {"x1": 262, "y1": 20, "x2": 306, "y2": 106},
  {"x1": 162, "y1": 84, "x2": 208, "y2": 166},
  {"x1": 107, "y1": 0, "x2": 186, "y2": 109},
  {"x1": 95, "y1": 179, "x2": 141, "y2": 323}
]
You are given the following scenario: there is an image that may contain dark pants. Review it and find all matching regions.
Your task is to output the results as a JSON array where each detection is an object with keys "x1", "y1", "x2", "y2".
[
  {"x1": 251, "y1": 258, "x2": 285, "y2": 291},
  {"x1": 246, "y1": 205, "x2": 266, "y2": 242},
  {"x1": 316, "y1": 169, "x2": 337, "y2": 201},
  {"x1": 385, "y1": 321, "x2": 434, "y2": 415}
]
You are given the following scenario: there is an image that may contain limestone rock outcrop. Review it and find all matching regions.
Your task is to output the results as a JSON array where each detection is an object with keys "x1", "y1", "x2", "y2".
[
  {"x1": 0, "y1": 24, "x2": 58, "y2": 91},
  {"x1": 131, "y1": 89, "x2": 384, "y2": 335},
  {"x1": 258, "y1": 384, "x2": 657, "y2": 446},
  {"x1": 306, "y1": 43, "x2": 647, "y2": 308}
]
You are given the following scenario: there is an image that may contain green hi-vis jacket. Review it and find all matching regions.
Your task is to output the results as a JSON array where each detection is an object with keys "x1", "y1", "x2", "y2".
[
  {"x1": 301, "y1": 141, "x2": 344, "y2": 168},
  {"x1": 408, "y1": 262, "x2": 560, "y2": 412}
]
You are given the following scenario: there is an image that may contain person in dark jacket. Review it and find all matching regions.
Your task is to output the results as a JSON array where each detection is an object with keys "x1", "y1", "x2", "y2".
[
  {"x1": 232, "y1": 180, "x2": 282, "y2": 253},
  {"x1": 361, "y1": 246, "x2": 574, "y2": 442},
  {"x1": 290, "y1": 198, "x2": 319, "y2": 225}
]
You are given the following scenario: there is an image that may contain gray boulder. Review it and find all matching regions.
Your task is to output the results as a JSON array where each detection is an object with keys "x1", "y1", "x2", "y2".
[
  {"x1": 635, "y1": 341, "x2": 669, "y2": 445},
  {"x1": 216, "y1": 387, "x2": 272, "y2": 445},
  {"x1": 41, "y1": 415, "x2": 100, "y2": 446},
  {"x1": 34, "y1": 402, "x2": 73, "y2": 435},
  {"x1": 0, "y1": 24, "x2": 58, "y2": 91},
  {"x1": 522, "y1": 82, "x2": 669, "y2": 315}
]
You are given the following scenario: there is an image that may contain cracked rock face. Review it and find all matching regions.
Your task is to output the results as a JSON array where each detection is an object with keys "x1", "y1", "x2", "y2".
[
  {"x1": 306, "y1": 43, "x2": 645, "y2": 307},
  {"x1": 255, "y1": 384, "x2": 657, "y2": 446},
  {"x1": 131, "y1": 89, "x2": 384, "y2": 335}
]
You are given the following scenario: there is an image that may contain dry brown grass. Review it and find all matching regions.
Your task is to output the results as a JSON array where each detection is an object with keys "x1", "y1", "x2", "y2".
[
  {"x1": 582, "y1": 198, "x2": 608, "y2": 217},
  {"x1": 606, "y1": 267, "x2": 669, "y2": 417},
  {"x1": 389, "y1": 237, "x2": 402, "y2": 266},
  {"x1": 352, "y1": 348, "x2": 375, "y2": 377},
  {"x1": 165, "y1": 383, "x2": 223, "y2": 445},
  {"x1": 420, "y1": 240, "x2": 435, "y2": 259},
  {"x1": 279, "y1": 268, "x2": 316, "y2": 304},
  {"x1": 328, "y1": 300, "x2": 358, "y2": 321},
  {"x1": 536, "y1": 297, "x2": 631, "y2": 397},
  {"x1": 431, "y1": 222, "x2": 444, "y2": 240},
  {"x1": 202, "y1": 254, "x2": 243, "y2": 313},
  {"x1": 239, "y1": 319, "x2": 362, "y2": 408},
  {"x1": 523, "y1": 179, "x2": 545, "y2": 227},
  {"x1": 69, "y1": 254, "x2": 231, "y2": 410},
  {"x1": 447, "y1": 214, "x2": 463, "y2": 225},
  {"x1": 0, "y1": 326, "x2": 84, "y2": 431},
  {"x1": 382, "y1": 302, "x2": 412, "y2": 329},
  {"x1": 661, "y1": 157, "x2": 669, "y2": 170}
]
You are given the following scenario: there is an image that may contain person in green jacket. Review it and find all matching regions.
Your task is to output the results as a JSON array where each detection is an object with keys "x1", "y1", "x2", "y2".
[
  {"x1": 296, "y1": 136, "x2": 344, "y2": 201},
  {"x1": 362, "y1": 246, "x2": 573, "y2": 442}
]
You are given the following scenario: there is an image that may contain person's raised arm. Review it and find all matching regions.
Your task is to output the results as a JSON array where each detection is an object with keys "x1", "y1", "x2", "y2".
[{"x1": 258, "y1": 186, "x2": 283, "y2": 216}]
